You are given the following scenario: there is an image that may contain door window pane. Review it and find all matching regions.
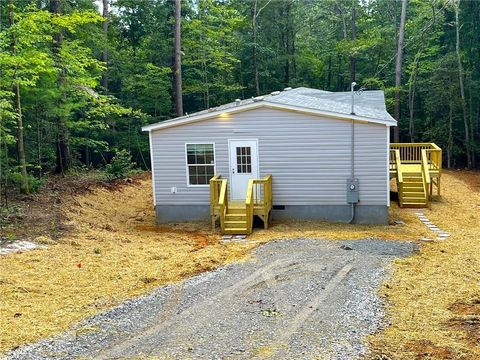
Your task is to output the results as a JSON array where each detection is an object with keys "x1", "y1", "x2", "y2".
[{"x1": 236, "y1": 146, "x2": 252, "y2": 174}]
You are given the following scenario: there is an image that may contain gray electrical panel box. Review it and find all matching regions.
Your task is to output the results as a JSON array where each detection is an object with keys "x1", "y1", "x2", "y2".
[{"x1": 346, "y1": 178, "x2": 360, "y2": 203}]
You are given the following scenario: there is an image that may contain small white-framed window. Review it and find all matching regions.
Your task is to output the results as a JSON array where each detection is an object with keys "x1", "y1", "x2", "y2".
[{"x1": 185, "y1": 143, "x2": 215, "y2": 186}]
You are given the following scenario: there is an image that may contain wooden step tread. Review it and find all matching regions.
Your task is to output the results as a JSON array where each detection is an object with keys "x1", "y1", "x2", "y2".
[
  {"x1": 226, "y1": 209, "x2": 246, "y2": 214},
  {"x1": 402, "y1": 191, "x2": 425, "y2": 196},
  {"x1": 402, "y1": 204, "x2": 427, "y2": 208},
  {"x1": 224, "y1": 228, "x2": 248, "y2": 234},
  {"x1": 402, "y1": 197, "x2": 425, "y2": 202},
  {"x1": 224, "y1": 220, "x2": 247, "y2": 225}
]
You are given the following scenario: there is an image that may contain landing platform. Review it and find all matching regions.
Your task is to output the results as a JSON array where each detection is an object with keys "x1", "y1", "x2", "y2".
[{"x1": 390, "y1": 163, "x2": 440, "y2": 179}]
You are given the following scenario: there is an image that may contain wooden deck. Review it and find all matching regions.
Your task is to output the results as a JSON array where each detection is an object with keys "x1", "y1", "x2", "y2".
[{"x1": 390, "y1": 143, "x2": 442, "y2": 208}]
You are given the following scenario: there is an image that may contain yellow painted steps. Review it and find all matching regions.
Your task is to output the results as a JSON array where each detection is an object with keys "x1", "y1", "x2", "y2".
[
  {"x1": 223, "y1": 207, "x2": 248, "y2": 234},
  {"x1": 401, "y1": 172, "x2": 427, "y2": 207}
]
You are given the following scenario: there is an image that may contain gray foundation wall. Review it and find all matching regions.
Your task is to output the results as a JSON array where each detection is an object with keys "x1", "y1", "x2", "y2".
[
  {"x1": 271, "y1": 205, "x2": 388, "y2": 224},
  {"x1": 155, "y1": 205, "x2": 388, "y2": 225}
]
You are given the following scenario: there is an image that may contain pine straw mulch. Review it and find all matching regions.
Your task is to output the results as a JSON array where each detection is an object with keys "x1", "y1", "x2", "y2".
[
  {"x1": 0, "y1": 175, "x2": 256, "y2": 354},
  {"x1": 0, "y1": 171, "x2": 476, "y2": 356},
  {"x1": 368, "y1": 170, "x2": 480, "y2": 360}
]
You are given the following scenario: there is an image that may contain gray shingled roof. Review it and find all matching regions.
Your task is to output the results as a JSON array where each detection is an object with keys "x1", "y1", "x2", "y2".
[
  {"x1": 145, "y1": 87, "x2": 396, "y2": 130},
  {"x1": 268, "y1": 87, "x2": 394, "y2": 122}
]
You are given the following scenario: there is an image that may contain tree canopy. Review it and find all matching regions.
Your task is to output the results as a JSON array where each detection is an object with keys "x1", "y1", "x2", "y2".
[{"x1": 0, "y1": 0, "x2": 479, "y2": 194}]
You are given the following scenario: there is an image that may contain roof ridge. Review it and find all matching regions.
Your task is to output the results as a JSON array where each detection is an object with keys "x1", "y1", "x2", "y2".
[{"x1": 142, "y1": 87, "x2": 395, "y2": 132}]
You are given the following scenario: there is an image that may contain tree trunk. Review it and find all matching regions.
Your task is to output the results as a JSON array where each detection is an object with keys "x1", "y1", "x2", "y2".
[
  {"x1": 408, "y1": 64, "x2": 417, "y2": 142},
  {"x1": 252, "y1": 1, "x2": 260, "y2": 95},
  {"x1": 468, "y1": 72, "x2": 475, "y2": 167},
  {"x1": 336, "y1": 1, "x2": 347, "y2": 90},
  {"x1": 8, "y1": 0, "x2": 29, "y2": 193},
  {"x1": 252, "y1": 0, "x2": 272, "y2": 95},
  {"x1": 173, "y1": 0, "x2": 183, "y2": 116},
  {"x1": 393, "y1": 0, "x2": 408, "y2": 143},
  {"x1": 101, "y1": 0, "x2": 109, "y2": 91},
  {"x1": 448, "y1": 101, "x2": 453, "y2": 168},
  {"x1": 13, "y1": 83, "x2": 28, "y2": 194},
  {"x1": 337, "y1": 55, "x2": 343, "y2": 90},
  {"x1": 291, "y1": 22, "x2": 296, "y2": 82},
  {"x1": 284, "y1": 29, "x2": 289, "y2": 85},
  {"x1": 51, "y1": 0, "x2": 71, "y2": 173},
  {"x1": 327, "y1": 55, "x2": 332, "y2": 90},
  {"x1": 454, "y1": 0, "x2": 471, "y2": 168},
  {"x1": 408, "y1": 45, "x2": 424, "y2": 142},
  {"x1": 349, "y1": 1, "x2": 356, "y2": 84}
]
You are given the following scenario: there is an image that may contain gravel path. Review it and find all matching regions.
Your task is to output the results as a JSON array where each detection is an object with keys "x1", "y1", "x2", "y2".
[{"x1": 4, "y1": 238, "x2": 415, "y2": 360}]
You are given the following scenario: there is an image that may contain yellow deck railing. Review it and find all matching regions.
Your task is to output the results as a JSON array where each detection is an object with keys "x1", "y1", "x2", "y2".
[
  {"x1": 390, "y1": 149, "x2": 404, "y2": 206},
  {"x1": 421, "y1": 149, "x2": 431, "y2": 206},
  {"x1": 246, "y1": 179, "x2": 254, "y2": 233},
  {"x1": 390, "y1": 143, "x2": 442, "y2": 172},
  {"x1": 209, "y1": 175, "x2": 223, "y2": 229},
  {"x1": 390, "y1": 143, "x2": 442, "y2": 196},
  {"x1": 250, "y1": 174, "x2": 272, "y2": 230},
  {"x1": 218, "y1": 179, "x2": 228, "y2": 233}
]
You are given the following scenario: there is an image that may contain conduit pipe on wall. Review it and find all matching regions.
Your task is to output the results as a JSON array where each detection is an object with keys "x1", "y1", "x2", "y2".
[{"x1": 348, "y1": 82, "x2": 357, "y2": 224}]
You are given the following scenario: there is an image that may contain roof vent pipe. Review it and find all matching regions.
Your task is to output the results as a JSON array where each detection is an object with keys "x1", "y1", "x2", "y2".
[
  {"x1": 350, "y1": 82, "x2": 357, "y2": 115},
  {"x1": 235, "y1": 99, "x2": 241, "y2": 106}
]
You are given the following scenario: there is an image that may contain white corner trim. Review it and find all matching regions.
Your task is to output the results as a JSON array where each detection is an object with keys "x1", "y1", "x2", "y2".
[
  {"x1": 386, "y1": 126, "x2": 391, "y2": 207},
  {"x1": 148, "y1": 132, "x2": 157, "y2": 206}
]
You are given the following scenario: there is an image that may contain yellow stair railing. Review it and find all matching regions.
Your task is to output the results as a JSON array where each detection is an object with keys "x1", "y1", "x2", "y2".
[
  {"x1": 421, "y1": 149, "x2": 431, "y2": 207},
  {"x1": 390, "y1": 149, "x2": 404, "y2": 207},
  {"x1": 209, "y1": 175, "x2": 223, "y2": 229},
  {"x1": 218, "y1": 179, "x2": 228, "y2": 233},
  {"x1": 245, "y1": 179, "x2": 254, "y2": 234},
  {"x1": 390, "y1": 143, "x2": 441, "y2": 208},
  {"x1": 210, "y1": 174, "x2": 272, "y2": 235},
  {"x1": 251, "y1": 175, "x2": 272, "y2": 229}
]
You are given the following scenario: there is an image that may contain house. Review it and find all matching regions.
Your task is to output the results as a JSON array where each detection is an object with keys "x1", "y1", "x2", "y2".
[{"x1": 142, "y1": 87, "x2": 397, "y2": 232}]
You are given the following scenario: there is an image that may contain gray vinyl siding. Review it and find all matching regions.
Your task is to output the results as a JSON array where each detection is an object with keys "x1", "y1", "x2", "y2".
[{"x1": 150, "y1": 107, "x2": 389, "y2": 206}]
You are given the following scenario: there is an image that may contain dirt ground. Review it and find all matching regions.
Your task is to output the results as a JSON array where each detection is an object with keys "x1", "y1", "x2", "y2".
[{"x1": 0, "y1": 170, "x2": 479, "y2": 358}]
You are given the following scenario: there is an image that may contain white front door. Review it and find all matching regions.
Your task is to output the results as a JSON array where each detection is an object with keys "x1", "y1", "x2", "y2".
[{"x1": 228, "y1": 139, "x2": 259, "y2": 200}]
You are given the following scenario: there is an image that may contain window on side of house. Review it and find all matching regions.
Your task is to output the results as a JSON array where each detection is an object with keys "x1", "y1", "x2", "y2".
[{"x1": 186, "y1": 143, "x2": 215, "y2": 186}]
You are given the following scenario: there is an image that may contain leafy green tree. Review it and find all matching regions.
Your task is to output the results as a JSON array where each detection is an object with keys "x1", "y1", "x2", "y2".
[
  {"x1": 0, "y1": 2, "x2": 54, "y2": 192},
  {"x1": 183, "y1": 0, "x2": 244, "y2": 110}
]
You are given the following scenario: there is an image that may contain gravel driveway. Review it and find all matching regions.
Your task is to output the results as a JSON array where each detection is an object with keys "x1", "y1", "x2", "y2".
[{"x1": 5, "y1": 238, "x2": 415, "y2": 360}]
